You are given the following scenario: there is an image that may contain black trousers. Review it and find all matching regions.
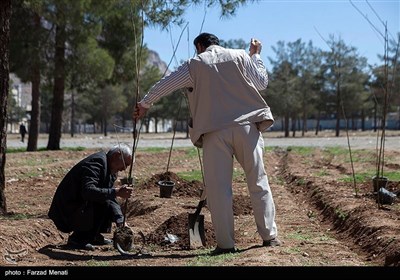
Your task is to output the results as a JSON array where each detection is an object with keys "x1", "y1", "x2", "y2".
[{"x1": 70, "y1": 202, "x2": 113, "y2": 243}]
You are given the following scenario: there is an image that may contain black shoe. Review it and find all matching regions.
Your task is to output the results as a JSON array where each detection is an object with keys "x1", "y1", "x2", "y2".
[
  {"x1": 93, "y1": 234, "x2": 113, "y2": 246},
  {"x1": 262, "y1": 237, "x2": 282, "y2": 247},
  {"x1": 67, "y1": 238, "x2": 95, "y2": 251},
  {"x1": 210, "y1": 246, "x2": 237, "y2": 256}
]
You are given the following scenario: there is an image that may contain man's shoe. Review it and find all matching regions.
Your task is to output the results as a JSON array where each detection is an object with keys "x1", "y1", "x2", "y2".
[
  {"x1": 67, "y1": 238, "x2": 95, "y2": 251},
  {"x1": 210, "y1": 246, "x2": 237, "y2": 256},
  {"x1": 93, "y1": 234, "x2": 113, "y2": 246},
  {"x1": 83, "y1": 243, "x2": 96, "y2": 251},
  {"x1": 262, "y1": 237, "x2": 282, "y2": 247}
]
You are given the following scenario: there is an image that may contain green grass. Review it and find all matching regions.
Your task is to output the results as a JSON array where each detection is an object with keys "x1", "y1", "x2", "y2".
[
  {"x1": 286, "y1": 230, "x2": 313, "y2": 242},
  {"x1": 86, "y1": 260, "x2": 110, "y2": 266},
  {"x1": 177, "y1": 170, "x2": 204, "y2": 182},
  {"x1": 186, "y1": 249, "x2": 237, "y2": 266},
  {"x1": 296, "y1": 178, "x2": 306, "y2": 186},
  {"x1": 185, "y1": 147, "x2": 201, "y2": 159},
  {"x1": 6, "y1": 146, "x2": 86, "y2": 153},
  {"x1": 340, "y1": 172, "x2": 371, "y2": 183},
  {"x1": 282, "y1": 247, "x2": 302, "y2": 254},
  {"x1": 382, "y1": 171, "x2": 400, "y2": 181},
  {"x1": 315, "y1": 169, "x2": 329, "y2": 177},
  {"x1": 340, "y1": 171, "x2": 400, "y2": 183},
  {"x1": 138, "y1": 147, "x2": 168, "y2": 153},
  {"x1": 286, "y1": 146, "x2": 315, "y2": 156},
  {"x1": 1, "y1": 213, "x2": 35, "y2": 220},
  {"x1": 322, "y1": 146, "x2": 348, "y2": 156},
  {"x1": 334, "y1": 207, "x2": 348, "y2": 220}
]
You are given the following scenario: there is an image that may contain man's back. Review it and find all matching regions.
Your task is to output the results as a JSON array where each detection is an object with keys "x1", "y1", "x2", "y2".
[{"x1": 187, "y1": 45, "x2": 273, "y2": 147}]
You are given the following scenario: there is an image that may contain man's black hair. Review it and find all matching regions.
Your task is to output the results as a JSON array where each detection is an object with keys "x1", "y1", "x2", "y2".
[{"x1": 193, "y1": 33, "x2": 220, "y2": 48}]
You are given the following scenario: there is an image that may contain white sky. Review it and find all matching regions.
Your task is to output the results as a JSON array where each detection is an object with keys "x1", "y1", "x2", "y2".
[{"x1": 143, "y1": 0, "x2": 400, "y2": 70}]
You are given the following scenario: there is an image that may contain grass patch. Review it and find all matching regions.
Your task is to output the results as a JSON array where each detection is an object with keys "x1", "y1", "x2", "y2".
[
  {"x1": 184, "y1": 147, "x2": 201, "y2": 159},
  {"x1": 186, "y1": 249, "x2": 237, "y2": 266},
  {"x1": 347, "y1": 150, "x2": 376, "y2": 163},
  {"x1": 315, "y1": 169, "x2": 329, "y2": 177},
  {"x1": 282, "y1": 247, "x2": 302, "y2": 254},
  {"x1": 286, "y1": 146, "x2": 315, "y2": 156},
  {"x1": 286, "y1": 230, "x2": 313, "y2": 242},
  {"x1": 1, "y1": 213, "x2": 35, "y2": 220},
  {"x1": 138, "y1": 147, "x2": 168, "y2": 153},
  {"x1": 86, "y1": 260, "x2": 110, "y2": 266},
  {"x1": 383, "y1": 171, "x2": 400, "y2": 181},
  {"x1": 334, "y1": 208, "x2": 348, "y2": 220},
  {"x1": 322, "y1": 147, "x2": 348, "y2": 156},
  {"x1": 177, "y1": 170, "x2": 203, "y2": 182},
  {"x1": 7, "y1": 147, "x2": 86, "y2": 153},
  {"x1": 340, "y1": 172, "x2": 371, "y2": 183},
  {"x1": 340, "y1": 171, "x2": 400, "y2": 183},
  {"x1": 296, "y1": 178, "x2": 306, "y2": 186}
]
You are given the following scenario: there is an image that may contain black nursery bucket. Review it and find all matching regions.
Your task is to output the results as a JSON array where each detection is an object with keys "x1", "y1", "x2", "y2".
[{"x1": 157, "y1": 180, "x2": 175, "y2": 198}]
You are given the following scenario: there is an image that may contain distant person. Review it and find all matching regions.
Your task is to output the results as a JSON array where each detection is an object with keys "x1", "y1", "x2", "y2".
[
  {"x1": 19, "y1": 123, "x2": 27, "y2": 142},
  {"x1": 48, "y1": 144, "x2": 133, "y2": 251},
  {"x1": 134, "y1": 32, "x2": 280, "y2": 255}
]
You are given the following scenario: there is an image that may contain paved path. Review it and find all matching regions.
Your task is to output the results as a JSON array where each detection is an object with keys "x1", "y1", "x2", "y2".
[{"x1": 6, "y1": 132, "x2": 400, "y2": 151}]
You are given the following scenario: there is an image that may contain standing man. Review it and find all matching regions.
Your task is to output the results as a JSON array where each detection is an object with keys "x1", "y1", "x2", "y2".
[
  {"x1": 19, "y1": 122, "x2": 27, "y2": 142},
  {"x1": 134, "y1": 33, "x2": 281, "y2": 254},
  {"x1": 48, "y1": 144, "x2": 133, "y2": 251}
]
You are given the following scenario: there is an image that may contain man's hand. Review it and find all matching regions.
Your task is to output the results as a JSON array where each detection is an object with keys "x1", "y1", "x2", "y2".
[
  {"x1": 133, "y1": 103, "x2": 148, "y2": 121},
  {"x1": 115, "y1": 185, "x2": 133, "y2": 199},
  {"x1": 249, "y1": 38, "x2": 262, "y2": 56}
]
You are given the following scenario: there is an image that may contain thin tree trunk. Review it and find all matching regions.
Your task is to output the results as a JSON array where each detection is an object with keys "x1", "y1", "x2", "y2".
[
  {"x1": 315, "y1": 110, "x2": 321, "y2": 136},
  {"x1": 361, "y1": 108, "x2": 365, "y2": 131},
  {"x1": 0, "y1": 0, "x2": 11, "y2": 214},
  {"x1": 284, "y1": 112, "x2": 290, "y2": 138},
  {"x1": 70, "y1": 90, "x2": 75, "y2": 137},
  {"x1": 335, "y1": 82, "x2": 341, "y2": 137},
  {"x1": 373, "y1": 102, "x2": 378, "y2": 132},
  {"x1": 291, "y1": 115, "x2": 296, "y2": 137},
  {"x1": 27, "y1": 13, "x2": 41, "y2": 152},
  {"x1": 47, "y1": 22, "x2": 66, "y2": 150}
]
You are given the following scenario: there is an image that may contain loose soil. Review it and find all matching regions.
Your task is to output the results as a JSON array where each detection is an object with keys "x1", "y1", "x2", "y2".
[{"x1": 1, "y1": 134, "x2": 399, "y2": 267}]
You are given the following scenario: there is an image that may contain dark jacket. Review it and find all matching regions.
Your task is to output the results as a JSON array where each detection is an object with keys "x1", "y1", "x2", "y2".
[
  {"x1": 48, "y1": 152, "x2": 124, "y2": 233},
  {"x1": 19, "y1": 124, "x2": 27, "y2": 135}
]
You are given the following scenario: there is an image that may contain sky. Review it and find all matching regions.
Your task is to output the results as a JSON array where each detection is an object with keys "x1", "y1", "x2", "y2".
[{"x1": 143, "y1": 0, "x2": 399, "y2": 70}]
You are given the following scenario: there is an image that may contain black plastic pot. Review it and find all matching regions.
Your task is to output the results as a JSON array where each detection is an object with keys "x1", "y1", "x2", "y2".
[
  {"x1": 157, "y1": 180, "x2": 175, "y2": 198},
  {"x1": 372, "y1": 176, "x2": 388, "y2": 192}
]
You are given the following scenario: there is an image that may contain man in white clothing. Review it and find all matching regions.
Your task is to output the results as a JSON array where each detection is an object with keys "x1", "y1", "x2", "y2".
[{"x1": 134, "y1": 32, "x2": 281, "y2": 255}]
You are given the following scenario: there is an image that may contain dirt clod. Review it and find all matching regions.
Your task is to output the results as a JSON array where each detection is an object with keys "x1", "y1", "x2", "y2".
[{"x1": 113, "y1": 226, "x2": 134, "y2": 252}]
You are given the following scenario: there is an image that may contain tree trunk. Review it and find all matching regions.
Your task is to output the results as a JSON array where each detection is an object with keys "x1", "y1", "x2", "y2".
[
  {"x1": 27, "y1": 13, "x2": 41, "y2": 152},
  {"x1": 70, "y1": 90, "x2": 75, "y2": 137},
  {"x1": 361, "y1": 108, "x2": 365, "y2": 131},
  {"x1": 291, "y1": 115, "x2": 296, "y2": 137},
  {"x1": 284, "y1": 111, "x2": 290, "y2": 138},
  {"x1": 0, "y1": 0, "x2": 11, "y2": 214},
  {"x1": 373, "y1": 102, "x2": 377, "y2": 132},
  {"x1": 47, "y1": 23, "x2": 66, "y2": 150},
  {"x1": 302, "y1": 111, "x2": 306, "y2": 137},
  {"x1": 103, "y1": 118, "x2": 108, "y2": 137},
  {"x1": 335, "y1": 82, "x2": 341, "y2": 137},
  {"x1": 315, "y1": 110, "x2": 321, "y2": 136}
]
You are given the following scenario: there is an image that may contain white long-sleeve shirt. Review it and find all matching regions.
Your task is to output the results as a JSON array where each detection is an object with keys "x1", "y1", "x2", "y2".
[{"x1": 140, "y1": 52, "x2": 268, "y2": 108}]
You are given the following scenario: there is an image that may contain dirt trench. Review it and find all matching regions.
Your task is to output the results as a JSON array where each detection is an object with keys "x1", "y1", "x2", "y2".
[{"x1": 279, "y1": 148, "x2": 400, "y2": 266}]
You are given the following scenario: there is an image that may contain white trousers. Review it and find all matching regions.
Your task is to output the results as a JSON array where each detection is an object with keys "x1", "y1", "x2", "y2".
[{"x1": 202, "y1": 124, "x2": 278, "y2": 249}]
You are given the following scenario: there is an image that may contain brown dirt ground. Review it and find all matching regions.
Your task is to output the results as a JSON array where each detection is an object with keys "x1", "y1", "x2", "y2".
[{"x1": 1, "y1": 136, "x2": 399, "y2": 269}]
